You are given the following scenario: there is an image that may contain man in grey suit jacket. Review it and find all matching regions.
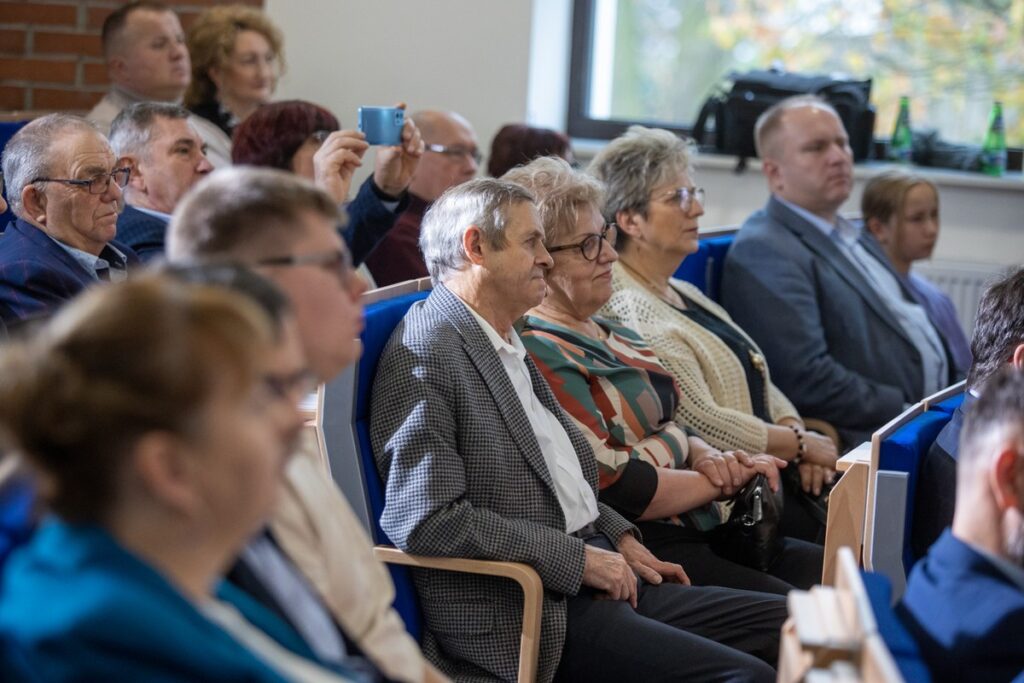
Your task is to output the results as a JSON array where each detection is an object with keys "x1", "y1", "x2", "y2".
[
  {"x1": 721, "y1": 95, "x2": 955, "y2": 448},
  {"x1": 371, "y1": 178, "x2": 786, "y2": 682}
]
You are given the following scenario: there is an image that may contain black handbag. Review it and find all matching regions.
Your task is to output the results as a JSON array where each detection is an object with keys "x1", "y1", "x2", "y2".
[
  {"x1": 692, "y1": 67, "x2": 876, "y2": 164},
  {"x1": 708, "y1": 474, "x2": 785, "y2": 572}
]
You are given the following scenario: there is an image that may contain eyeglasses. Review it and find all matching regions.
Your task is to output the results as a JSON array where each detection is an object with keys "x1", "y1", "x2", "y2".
[
  {"x1": 547, "y1": 223, "x2": 617, "y2": 262},
  {"x1": 32, "y1": 167, "x2": 131, "y2": 195},
  {"x1": 659, "y1": 186, "x2": 706, "y2": 213},
  {"x1": 256, "y1": 248, "x2": 356, "y2": 288},
  {"x1": 425, "y1": 143, "x2": 482, "y2": 165}
]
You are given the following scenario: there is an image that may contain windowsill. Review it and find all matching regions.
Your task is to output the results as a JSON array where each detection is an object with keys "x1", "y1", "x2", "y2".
[{"x1": 574, "y1": 138, "x2": 1024, "y2": 191}]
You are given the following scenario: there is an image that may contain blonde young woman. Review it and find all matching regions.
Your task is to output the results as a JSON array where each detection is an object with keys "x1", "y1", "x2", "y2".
[{"x1": 591, "y1": 126, "x2": 839, "y2": 543}]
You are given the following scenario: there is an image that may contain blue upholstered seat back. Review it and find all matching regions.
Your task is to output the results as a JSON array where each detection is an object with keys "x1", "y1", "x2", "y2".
[
  {"x1": 928, "y1": 392, "x2": 965, "y2": 416},
  {"x1": 353, "y1": 289, "x2": 431, "y2": 639},
  {"x1": 878, "y1": 410, "x2": 952, "y2": 574},
  {"x1": 862, "y1": 571, "x2": 932, "y2": 682},
  {"x1": 672, "y1": 234, "x2": 734, "y2": 301}
]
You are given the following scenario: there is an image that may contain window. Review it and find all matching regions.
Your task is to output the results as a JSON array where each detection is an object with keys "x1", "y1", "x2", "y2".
[{"x1": 568, "y1": 0, "x2": 1024, "y2": 150}]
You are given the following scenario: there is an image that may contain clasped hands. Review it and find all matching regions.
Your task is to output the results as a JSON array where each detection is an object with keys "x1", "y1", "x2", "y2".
[{"x1": 581, "y1": 533, "x2": 688, "y2": 608}]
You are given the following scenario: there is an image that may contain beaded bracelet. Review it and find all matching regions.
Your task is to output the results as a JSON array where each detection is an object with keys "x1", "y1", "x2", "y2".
[{"x1": 788, "y1": 424, "x2": 806, "y2": 463}]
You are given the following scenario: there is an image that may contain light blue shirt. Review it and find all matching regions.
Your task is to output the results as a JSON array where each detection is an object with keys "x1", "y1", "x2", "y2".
[
  {"x1": 48, "y1": 236, "x2": 128, "y2": 283},
  {"x1": 776, "y1": 196, "x2": 948, "y2": 396}
]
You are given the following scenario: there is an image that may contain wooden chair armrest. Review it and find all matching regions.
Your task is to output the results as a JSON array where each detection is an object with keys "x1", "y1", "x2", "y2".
[
  {"x1": 805, "y1": 418, "x2": 842, "y2": 451},
  {"x1": 373, "y1": 546, "x2": 543, "y2": 683}
]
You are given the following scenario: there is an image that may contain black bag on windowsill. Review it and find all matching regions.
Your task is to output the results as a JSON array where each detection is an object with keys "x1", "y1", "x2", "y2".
[
  {"x1": 692, "y1": 68, "x2": 876, "y2": 167},
  {"x1": 708, "y1": 474, "x2": 785, "y2": 573}
]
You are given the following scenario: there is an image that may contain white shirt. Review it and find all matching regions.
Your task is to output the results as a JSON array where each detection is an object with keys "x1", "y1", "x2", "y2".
[
  {"x1": 777, "y1": 197, "x2": 948, "y2": 396},
  {"x1": 457, "y1": 296, "x2": 600, "y2": 534}
]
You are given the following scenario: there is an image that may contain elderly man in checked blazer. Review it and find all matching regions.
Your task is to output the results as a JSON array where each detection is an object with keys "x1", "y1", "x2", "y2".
[{"x1": 370, "y1": 178, "x2": 787, "y2": 683}]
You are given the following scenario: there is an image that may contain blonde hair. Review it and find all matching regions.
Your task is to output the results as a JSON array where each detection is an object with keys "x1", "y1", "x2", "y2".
[
  {"x1": 0, "y1": 275, "x2": 274, "y2": 523},
  {"x1": 503, "y1": 156, "x2": 605, "y2": 246},
  {"x1": 184, "y1": 4, "x2": 284, "y2": 108},
  {"x1": 861, "y1": 170, "x2": 938, "y2": 227}
]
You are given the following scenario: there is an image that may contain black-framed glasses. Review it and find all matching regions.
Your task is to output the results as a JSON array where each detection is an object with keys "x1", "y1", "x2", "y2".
[
  {"x1": 659, "y1": 186, "x2": 706, "y2": 212},
  {"x1": 256, "y1": 248, "x2": 355, "y2": 287},
  {"x1": 425, "y1": 143, "x2": 482, "y2": 165},
  {"x1": 547, "y1": 223, "x2": 617, "y2": 262},
  {"x1": 32, "y1": 167, "x2": 131, "y2": 195}
]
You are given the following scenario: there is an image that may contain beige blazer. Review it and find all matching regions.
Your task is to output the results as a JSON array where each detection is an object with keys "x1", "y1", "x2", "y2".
[
  {"x1": 270, "y1": 430, "x2": 445, "y2": 683},
  {"x1": 600, "y1": 262, "x2": 801, "y2": 454}
]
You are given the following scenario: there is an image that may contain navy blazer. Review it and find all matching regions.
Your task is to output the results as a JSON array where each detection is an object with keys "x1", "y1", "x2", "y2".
[
  {"x1": 722, "y1": 196, "x2": 953, "y2": 447},
  {"x1": 116, "y1": 205, "x2": 168, "y2": 263},
  {"x1": 343, "y1": 177, "x2": 409, "y2": 266},
  {"x1": 0, "y1": 218, "x2": 139, "y2": 325},
  {"x1": 911, "y1": 393, "x2": 974, "y2": 559},
  {"x1": 900, "y1": 530, "x2": 1024, "y2": 683}
]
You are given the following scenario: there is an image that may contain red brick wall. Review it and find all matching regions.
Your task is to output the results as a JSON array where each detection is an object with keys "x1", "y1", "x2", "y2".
[{"x1": 0, "y1": 0, "x2": 264, "y2": 113}]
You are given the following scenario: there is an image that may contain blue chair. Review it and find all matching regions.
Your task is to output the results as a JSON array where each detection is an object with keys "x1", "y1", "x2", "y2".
[
  {"x1": 672, "y1": 230, "x2": 736, "y2": 301},
  {"x1": 319, "y1": 278, "x2": 544, "y2": 682},
  {"x1": 922, "y1": 380, "x2": 966, "y2": 415},
  {"x1": 864, "y1": 403, "x2": 954, "y2": 595}
]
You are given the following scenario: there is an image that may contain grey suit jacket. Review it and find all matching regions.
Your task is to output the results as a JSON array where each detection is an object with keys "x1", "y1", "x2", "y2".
[
  {"x1": 721, "y1": 196, "x2": 952, "y2": 447},
  {"x1": 370, "y1": 284, "x2": 636, "y2": 682}
]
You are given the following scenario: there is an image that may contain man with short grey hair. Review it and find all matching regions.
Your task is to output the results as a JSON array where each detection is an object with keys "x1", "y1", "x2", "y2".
[
  {"x1": 110, "y1": 102, "x2": 213, "y2": 261},
  {"x1": 371, "y1": 177, "x2": 786, "y2": 682},
  {"x1": 722, "y1": 94, "x2": 955, "y2": 448},
  {"x1": 0, "y1": 114, "x2": 137, "y2": 324}
]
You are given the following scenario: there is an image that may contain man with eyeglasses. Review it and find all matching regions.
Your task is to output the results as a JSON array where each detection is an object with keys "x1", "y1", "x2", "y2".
[
  {"x1": 166, "y1": 167, "x2": 448, "y2": 683},
  {"x1": 722, "y1": 95, "x2": 956, "y2": 449},
  {"x1": 110, "y1": 102, "x2": 214, "y2": 262},
  {"x1": 0, "y1": 114, "x2": 139, "y2": 325},
  {"x1": 363, "y1": 109, "x2": 480, "y2": 288}
]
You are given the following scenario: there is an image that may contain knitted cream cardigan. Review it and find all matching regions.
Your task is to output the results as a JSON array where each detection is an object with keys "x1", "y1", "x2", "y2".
[{"x1": 600, "y1": 261, "x2": 801, "y2": 454}]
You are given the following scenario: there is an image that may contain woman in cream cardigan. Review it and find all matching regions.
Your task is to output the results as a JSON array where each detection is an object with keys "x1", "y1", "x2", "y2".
[{"x1": 591, "y1": 126, "x2": 838, "y2": 543}]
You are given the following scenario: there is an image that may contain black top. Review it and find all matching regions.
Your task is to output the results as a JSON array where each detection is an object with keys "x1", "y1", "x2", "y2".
[
  {"x1": 189, "y1": 100, "x2": 235, "y2": 139},
  {"x1": 673, "y1": 288, "x2": 770, "y2": 422}
]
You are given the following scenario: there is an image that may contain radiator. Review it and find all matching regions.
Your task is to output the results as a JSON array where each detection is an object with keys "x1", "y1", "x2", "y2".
[{"x1": 912, "y1": 260, "x2": 1008, "y2": 336}]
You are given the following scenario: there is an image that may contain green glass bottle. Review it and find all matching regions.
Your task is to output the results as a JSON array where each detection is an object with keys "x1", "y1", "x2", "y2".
[
  {"x1": 979, "y1": 101, "x2": 1007, "y2": 177},
  {"x1": 889, "y1": 95, "x2": 913, "y2": 164}
]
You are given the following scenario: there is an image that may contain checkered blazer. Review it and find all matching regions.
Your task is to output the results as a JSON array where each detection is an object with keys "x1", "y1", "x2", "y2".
[{"x1": 370, "y1": 284, "x2": 636, "y2": 682}]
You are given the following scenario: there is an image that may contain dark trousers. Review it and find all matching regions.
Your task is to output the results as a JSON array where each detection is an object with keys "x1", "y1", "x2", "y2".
[
  {"x1": 553, "y1": 535, "x2": 785, "y2": 683},
  {"x1": 637, "y1": 522, "x2": 823, "y2": 595}
]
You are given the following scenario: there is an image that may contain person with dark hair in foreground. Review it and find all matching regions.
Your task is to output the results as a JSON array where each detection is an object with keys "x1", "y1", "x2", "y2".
[
  {"x1": 900, "y1": 367, "x2": 1024, "y2": 683},
  {"x1": 371, "y1": 177, "x2": 786, "y2": 682},
  {"x1": 913, "y1": 267, "x2": 1024, "y2": 559}
]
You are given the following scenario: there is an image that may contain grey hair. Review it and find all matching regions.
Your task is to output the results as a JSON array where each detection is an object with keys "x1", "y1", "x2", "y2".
[
  {"x1": 503, "y1": 156, "x2": 604, "y2": 246},
  {"x1": 167, "y1": 166, "x2": 342, "y2": 262},
  {"x1": 419, "y1": 177, "x2": 535, "y2": 284},
  {"x1": 2, "y1": 114, "x2": 101, "y2": 219},
  {"x1": 588, "y1": 125, "x2": 694, "y2": 225},
  {"x1": 754, "y1": 94, "x2": 838, "y2": 159},
  {"x1": 109, "y1": 102, "x2": 192, "y2": 159}
]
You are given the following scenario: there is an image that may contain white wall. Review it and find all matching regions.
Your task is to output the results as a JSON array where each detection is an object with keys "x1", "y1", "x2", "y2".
[
  {"x1": 266, "y1": 0, "x2": 1022, "y2": 268},
  {"x1": 265, "y1": 0, "x2": 534, "y2": 177}
]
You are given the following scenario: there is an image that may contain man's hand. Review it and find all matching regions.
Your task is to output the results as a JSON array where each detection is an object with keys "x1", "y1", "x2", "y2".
[
  {"x1": 690, "y1": 439, "x2": 753, "y2": 497},
  {"x1": 313, "y1": 129, "x2": 369, "y2": 204},
  {"x1": 581, "y1": 543, "x2": 638, "y2": 608},
  {"x1": 617, "y1": 532, "x2": 690, "y2": 587},
  {"x1": 373, "y1": 102, "x2": 425, "y2": 198}
]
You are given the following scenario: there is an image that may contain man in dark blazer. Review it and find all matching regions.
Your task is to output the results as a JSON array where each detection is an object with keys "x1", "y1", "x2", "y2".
[
  {"x1": 110, "y1": 102, "x2": 213, "y2": 262},
  {"x1": 721, "y1": 95, "x2": 954, "y2": 449},
  {"x1": 900, "y1": 368, "x2": 1024, "y2": 683},
  {"x1": 371, "y1": 178, "x2": 787, "y2": 682},
  {"x1": 913, "y1": 267, "x2": 1024, "y2": 558},
  {"x1": 0, "y1": 114, "x2": 138, "y2": 325}
]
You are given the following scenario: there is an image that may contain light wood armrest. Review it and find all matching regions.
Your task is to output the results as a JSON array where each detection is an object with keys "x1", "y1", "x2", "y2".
[
  {"x1": 805, "y1": 418, "x2": 842, "y2": 452},
  {"x1": 373, "y1": 546, "x2": 543, "y2": 683}
]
